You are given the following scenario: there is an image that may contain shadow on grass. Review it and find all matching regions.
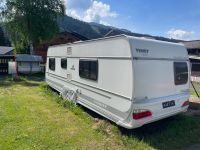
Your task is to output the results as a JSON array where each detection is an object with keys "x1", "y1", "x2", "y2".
[
  {"x1": 18, "y1": 73, "x2": 45, "y2": 81},
  {"x1": 119, "y1": 116, "x2": 175, "y2": 138},
  {"x1": 0, "y1": 81, "x2": 41, "y2": 87},
  {"x1": 78, "y1": 104, "x2": 200, "y2": 150},
  {"x1": 122, "y1": 113, "x2": 200, "y2": 150},
  {"x1": 190, "y1": 102, "x2": 200, "y2": 110},
  {"x1": 0, "y1": 76, "x2": 42, "y2": 87},
  {"x1": 45, "y1": 85, "x2": 200, "y2": 150}
]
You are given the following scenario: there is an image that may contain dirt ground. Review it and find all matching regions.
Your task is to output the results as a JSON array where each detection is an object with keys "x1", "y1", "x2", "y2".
[
  {"x1": 190, "y1": 96, "x2": 200, "y2": 103},
  {"x1": 185, "y1": 96, "x2": 200, "y2": 116}
]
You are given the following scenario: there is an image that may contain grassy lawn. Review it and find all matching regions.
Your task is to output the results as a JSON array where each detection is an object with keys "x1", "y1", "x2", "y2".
[
  {"x1": 190, "y1": 89, "x2": 200, "y2": 96},
  {"x1": 0, "y1": 78, "x2": 200, "y2": 150}
]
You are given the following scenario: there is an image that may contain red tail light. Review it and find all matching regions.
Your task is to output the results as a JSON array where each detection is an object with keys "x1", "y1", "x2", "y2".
[
  {"x1": 132, "y1": 110, "x2": 152, "y2": 120},
  {"x1": 182, "y1": 100, "x2": 190, "y2": 107}
]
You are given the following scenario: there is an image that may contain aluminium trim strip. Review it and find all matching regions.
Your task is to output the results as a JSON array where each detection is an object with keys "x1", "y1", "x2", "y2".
[
  {"x1": 47, "y1": 56, "x2": 189, "y2": 61},
  {"x1": 71, "y1": 79, "x2": 131, "y2": 100},
  {"x1": 133, "y1": 57, "x2": 189, "y2": 61},
  {"x1": 47, "y1": 56, "x2": 131, "y2": 60},
  {"x1": 46, "y1": 72, "x2": 131, "y2": 100}
]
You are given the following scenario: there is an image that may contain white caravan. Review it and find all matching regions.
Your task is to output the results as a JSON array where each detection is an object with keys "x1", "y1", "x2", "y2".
[{"x1": 46, "y1": 35, "x2": 190, "y2": 129}]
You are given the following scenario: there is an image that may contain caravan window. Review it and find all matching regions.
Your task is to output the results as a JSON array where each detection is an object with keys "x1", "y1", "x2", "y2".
[
  {"x1": 174, "y1": 62, "x2": 188, "y2": 85},
  {"x1": 61, "y1": 58, "x2": 67, "y2": 69},
  {"x1": 49, "y1": 58, "x2": 55, "y2": 71},
  {"x1": 79, "y1": 60, "x2": 98, "y2": 81}
]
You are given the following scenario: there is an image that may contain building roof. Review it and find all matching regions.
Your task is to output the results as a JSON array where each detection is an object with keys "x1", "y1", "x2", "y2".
[
  {"x1": 182, "y1": 40, "x2": 200, "y2": 49},
  {"x1": 189, "y1": 56, "x2": 200, "y2": 60},
  {"x1": 16, "y1": 54, "x2": 43, "y2": 62},
  {"x1": 69, "y1": 31, "x2": 89, "y2": 41},
  {"x1": 0, "y1": 46, "x2": 14, "y2": 55}
]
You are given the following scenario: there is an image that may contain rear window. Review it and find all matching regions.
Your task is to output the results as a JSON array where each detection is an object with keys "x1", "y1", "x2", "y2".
[
  {"x1": 174, "y1": 62, "x2": 188, "y2": 85},
  {"x1": 79, "y1": 60, "x2": 98, "y2": 81}
]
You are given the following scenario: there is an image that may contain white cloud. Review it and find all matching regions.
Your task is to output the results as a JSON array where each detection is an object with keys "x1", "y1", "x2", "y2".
[
  {"x1": 65, "y1": 0, "x2": 117, "y2": 24},
  {"x1": 66, "y1": 0, "x2": 91, "y2": 11},
  {"x1": 67, "y1": 9, "x2": 82, "y2": 20},
  {"x1": 99, "y1": 20, "x2": 111, "y2": 26},
  {"x1": 167, "y1": 28, "x2": 195, "y2": 40}
]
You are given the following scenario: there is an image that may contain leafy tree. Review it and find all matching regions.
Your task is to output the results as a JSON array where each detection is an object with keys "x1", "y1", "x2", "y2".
[
  {"x1": 0, "y1": 22, "x2": 11, "y2": 46},
  {"x1": 0, "y1": 26, "x2": 5, "y2": 46},
  {"x1": 1, "y1": 0, "x2": 65, "y2": 52}
]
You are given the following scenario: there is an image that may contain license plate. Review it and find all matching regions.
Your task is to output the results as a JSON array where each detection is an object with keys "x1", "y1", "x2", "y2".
[{"x1": 162, "y1": 100, "x2": 175, "y2": 109}]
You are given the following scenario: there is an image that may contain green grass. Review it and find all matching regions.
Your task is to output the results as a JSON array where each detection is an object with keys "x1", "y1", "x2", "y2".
[
  {"x1": 190, "y1": 81, "x2": 200, "y2": 96},
  {"x1": 190, "y1": 82, "x2": 200, "y2": 96},
  {"x1": 190, "y1": 89, "x2": 200, "y2": 96},
  {"x1": 192, "y1": 82, "x2": 200, "y2": 86},
  {"x1": 0, "y1": 79, "x2": 200, "y2": 150}
]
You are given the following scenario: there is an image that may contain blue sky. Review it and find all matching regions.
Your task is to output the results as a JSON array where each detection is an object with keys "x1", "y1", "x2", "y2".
[{"x1": 66, "y1": 0, "x2": 200, "y2": 40}]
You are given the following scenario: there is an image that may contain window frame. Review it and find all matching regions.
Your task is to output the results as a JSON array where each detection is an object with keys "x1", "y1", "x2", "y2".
[
  {"x1": 79, "y1": 59, "x2": 98, "y2": 81},
  {"x1": 174, "y1": 62, "x2": 188, "y2": 85},
  {"x1": 49, "y1": 58, "x2": 55, "y2": 71},
  {"x1": 61, "y1": 58, "x2": 67, "y2": 69}
]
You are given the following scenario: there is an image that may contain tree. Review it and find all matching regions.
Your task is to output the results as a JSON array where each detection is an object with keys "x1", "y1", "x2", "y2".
[
  {"x1": 1, "y1": 0, "x2": 65, "y2": 53},
  {"x1": 0, "y1": 22, "x2": 11, "y2": 46},
  {"x1": 0, "y1": 26, "x2": 6, "y2": 46}
]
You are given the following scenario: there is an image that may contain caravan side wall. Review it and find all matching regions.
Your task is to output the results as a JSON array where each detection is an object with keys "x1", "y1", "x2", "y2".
[{"x1": 46, "y1": 37, "x2": 134, "y2": 122}]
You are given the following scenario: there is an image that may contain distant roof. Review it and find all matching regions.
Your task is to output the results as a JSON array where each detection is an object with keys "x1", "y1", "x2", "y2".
[
  {"x1": 189, "y1": 56, "x2": 200, "y2": 60},
  {"x1": 182, "y1": 40, "x2": 200, "y2": 49},
  {"x1": 0, "y1": 46, "x2": 14, "y2": 55},
  {"x1": 70, "y1": 31, "x2": 89, "y2": 41},
  {"x1": 16, "y1": 54, "x2": 43, "y2": 62}
]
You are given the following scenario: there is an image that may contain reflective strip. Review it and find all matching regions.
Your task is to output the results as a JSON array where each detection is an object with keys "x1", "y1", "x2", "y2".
[{"x1": 133, "y1": 57, "x2": 189, "y2": 61}]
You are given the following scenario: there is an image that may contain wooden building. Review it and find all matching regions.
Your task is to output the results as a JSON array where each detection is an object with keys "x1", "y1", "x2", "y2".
[
  {"x1": 0, "y1": 46, "x2": 15, "y2": 75},
  {"x1": 16, "y1": 54, "x2": 43, "y2": 74},
  {"x1": 183, "y1": 40, "x2": 200, "y2": 56},
  {"x1": 33, "y1": 31, "x2": 88, "y2": 64},
  {"x1": 190, "y1": 56, "x2": 200, "y2": 77}
]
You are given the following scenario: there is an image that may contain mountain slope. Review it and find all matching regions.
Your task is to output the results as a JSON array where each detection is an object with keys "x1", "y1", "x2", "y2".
[
  {"x1": 58, "y1": 15, "x2": 183, "y2": 43},
  {"x1": 58, "y1": 16, "x2": 101, "y2": 39},
  {"x1": 89, "y1": 22, "x2": 183, "y2": 43},
  {"x1": 1, "y1": 15, "x2": 183, "y2": 47}
]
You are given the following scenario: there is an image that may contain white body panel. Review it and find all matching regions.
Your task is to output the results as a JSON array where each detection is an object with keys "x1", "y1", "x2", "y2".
[{"x1": 46, "y1": 35, "x2": 190, "y2": 129}]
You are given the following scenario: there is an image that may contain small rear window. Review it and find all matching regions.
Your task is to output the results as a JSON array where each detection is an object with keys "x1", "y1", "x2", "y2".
[
  {"x1": 49, "y1": 58, "x2": 55, "y2": 71},
  {"x1": 174, "y1": 62, "x2": 188, "y2": 85},
  {"x1": 61, "y1": 58, "x2": 67, "y2": 69}
]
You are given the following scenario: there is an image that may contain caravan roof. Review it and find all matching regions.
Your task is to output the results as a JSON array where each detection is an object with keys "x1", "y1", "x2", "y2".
[
  {"x1": 49, "y1": 34, "x2": 184, "y2": 48},
  {"x1": 48, "y1": 34, "x2": 188, "y2": 61}
]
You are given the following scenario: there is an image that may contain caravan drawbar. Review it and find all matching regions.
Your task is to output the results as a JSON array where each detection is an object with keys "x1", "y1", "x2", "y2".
[{"x1": 46, "y1": 35, "x2": 190, "y2": 129}]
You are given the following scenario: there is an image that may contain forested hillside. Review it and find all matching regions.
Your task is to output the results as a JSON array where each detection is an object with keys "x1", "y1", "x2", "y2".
[
  {"x1": 1, "y1": 15, "x2": 182, "y2": 47},
  {"x1": 58, "y1": 16, "x2": 101, "y2": 39},
  {"x1": 58, "y1": 15, "x2": 183, "y2": 43}
]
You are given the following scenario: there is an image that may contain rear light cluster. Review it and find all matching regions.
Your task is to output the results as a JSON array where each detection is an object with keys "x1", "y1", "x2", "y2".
[
  {"x1": 182, "y1": 100, "x2": 190, "y2": 107},
  {"x1": 132, "y1": 109, "x2": 152, "y2": 120}
]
